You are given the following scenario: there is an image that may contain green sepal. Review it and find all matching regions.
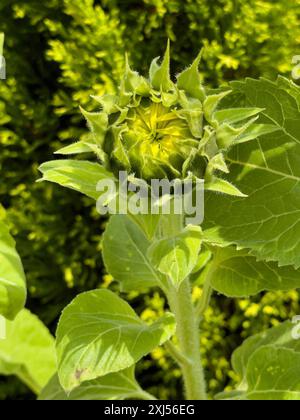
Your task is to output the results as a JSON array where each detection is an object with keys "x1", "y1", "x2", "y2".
[
  {"x1": 55, "y1": 142, "x2": 93, "y2": 156},
  {"x1": 216, "y1": 117, "x2": 258, "y2": 149},
  {"x1": 122, "y1": 55, "x2": 151, "y2": 97},
  {"x1": 110, "y1": 126, "x2": 131, "y2": 171},
  {"x1": 205, "y1": 177, "x2": 247, "y2": 197},
  {"x1": 80, "y1": 108, "x2": 108, "y2": 148},
  {"x1": 203, "y1": 91, "x2": 232, "y2": 124},
  {"x1": 149, "y1": 41, "x2": 174, "y2": 92},
  {"x1": 205, "y1": 153, "x2": 229, "y2": 181},
  {"x1": 181, "y1": 109, "x2": 204, "y2": 138},
  {"x1": 177, "y1": 50, "x2": 206, "y2": 101},
  {"x1": 235, "y1": 123, "x2": 280, "y2": 144},
  {"x1": 213, "y1": 107, "x2": 264, "y2": 125},
  {"x1": 161, "y1": 90, "x2": 179, "y2": 107},
  {"x1": 91, "y1": 94, "x2": 119, "y2": 114}
]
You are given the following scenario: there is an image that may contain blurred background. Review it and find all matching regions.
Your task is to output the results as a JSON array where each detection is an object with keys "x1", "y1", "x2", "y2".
[{"x1": 1, "y1": 0, "x2": 300, "y2": 400}]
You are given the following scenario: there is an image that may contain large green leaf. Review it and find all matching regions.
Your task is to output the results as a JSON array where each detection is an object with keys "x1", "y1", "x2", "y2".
[
  {"x1": 0, "y1": 309, "x2": 56, "y2": 394},
  {"x1": 232, "y1": 321, "x2": 299, "y2": 379},
  {"x1": 209, "y1": 247, "x2": 300, "y2": 297},
  {"x1": 218, "y1": 322, "x2": 300, "y2": 400},
  {"x1": 246, "y1": 346, "x2": 300, "y2": 400},
  {"x1": 102, "y1": 215, "x2": 162, "y2": 291},
  {"x1": 56, "y1": 289, "x2": 176, "y2": 392},
  {"x1": 148, "y1": 226, "x2": 202, "y2": 289},
  {"x1": 204, "y1": 77, "x2": 300, "y2": 268},
  {"x1": 38, "y1": 160, "x2": 115, "y2": 200},
  {"x1": 220, "y1": 347, "x2": 300, "y2": 401},
  {"x1": 39, "y1": 367, "x2": 147, "y2": 401},
  {"x1": 0, "y1": 219, "x2": 26, "y2": 320}
]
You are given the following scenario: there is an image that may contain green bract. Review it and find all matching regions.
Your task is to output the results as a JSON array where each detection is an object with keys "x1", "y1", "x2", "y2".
[{"x1": 57, "y1": 43, "x2": 276, "y2": 196}]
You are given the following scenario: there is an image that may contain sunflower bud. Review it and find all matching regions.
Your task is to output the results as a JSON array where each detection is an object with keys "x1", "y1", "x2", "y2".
[{"x1": 57, "y1": 43, "x2": 277, "y2": 196}]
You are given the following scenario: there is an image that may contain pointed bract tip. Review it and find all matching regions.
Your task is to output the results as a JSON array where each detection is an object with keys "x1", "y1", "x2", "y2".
[
  {"x1": 162, "y1": 39, "x2": 171, "y2": 65},
  {"x1": 79, "y1": 106, "x2": 93, "y2": 120},
  {"x1": 125, "y1": 53, "x2": 131, "y2": 71},
  {"x1": 166, "y1": 38, "x2": 171, "y2": 51},
  {"x1": 193, "y1": 49, "x2": 204, "y2": 69}
]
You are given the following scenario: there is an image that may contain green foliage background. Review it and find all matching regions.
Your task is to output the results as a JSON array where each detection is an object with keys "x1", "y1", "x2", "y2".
[{"x1": 1, "y1": 0, "x2": 300, "y2": 400}]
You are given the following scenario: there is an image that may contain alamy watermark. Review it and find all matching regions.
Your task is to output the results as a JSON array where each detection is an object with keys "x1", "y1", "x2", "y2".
[
  {"x1": 292, "y1": 316, "x2": 300, "y2": 340},
  {"x1": 0, "y1": 55, "x2": 6, "y2": 80},
  {"x1": 96, "y1": 171, "x2": 204, "y2": 225},
  {"x1": 292, "y1": 56, "x2": 300, "y2": 80}
]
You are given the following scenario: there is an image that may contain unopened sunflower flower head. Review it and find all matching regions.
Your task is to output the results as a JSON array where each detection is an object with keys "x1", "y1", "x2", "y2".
[{"x1": 57, "y1": 42, "x2": 274, "y2": 197}]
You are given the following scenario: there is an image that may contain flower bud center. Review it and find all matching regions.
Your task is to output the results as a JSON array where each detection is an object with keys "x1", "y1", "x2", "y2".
[{"x1": 126, "y1": 102, "x2": 190, "y2": 157}]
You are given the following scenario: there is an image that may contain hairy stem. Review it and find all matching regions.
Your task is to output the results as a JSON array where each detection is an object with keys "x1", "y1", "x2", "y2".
[
  {"x1": 165, "y1": 340, "x2": 192, "y2": 367},
  {"x1": 167, "y1": 279, "x2": 207, "y2": 400}
]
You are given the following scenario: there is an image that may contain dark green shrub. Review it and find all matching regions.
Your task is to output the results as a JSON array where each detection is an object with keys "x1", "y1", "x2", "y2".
[{"x1": 107, "y1": 0, "x2": 300, "y2": 83}]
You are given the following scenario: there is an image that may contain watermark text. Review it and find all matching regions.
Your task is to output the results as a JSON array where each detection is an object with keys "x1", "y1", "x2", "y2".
[{"x1": 96, "y1": 172, "x2": 204, "y2": 225}]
